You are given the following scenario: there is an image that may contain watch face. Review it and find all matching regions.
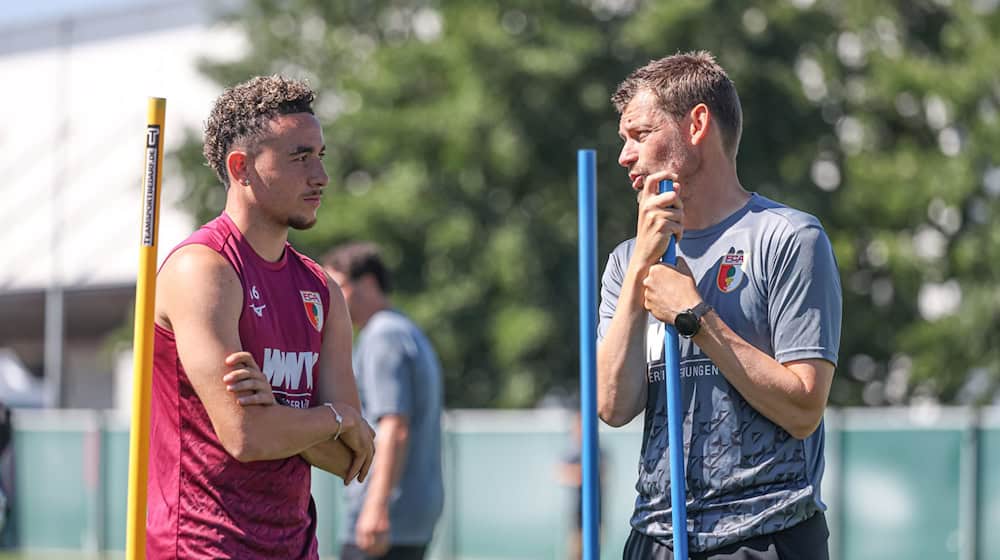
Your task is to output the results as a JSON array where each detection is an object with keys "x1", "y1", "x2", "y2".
[{"x1": 675, "y1": 312, "x2": 698, "y2": 337}]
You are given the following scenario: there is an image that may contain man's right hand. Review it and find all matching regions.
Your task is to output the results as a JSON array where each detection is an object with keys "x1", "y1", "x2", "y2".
[
  {"x1": 633, "y1": 171, "x2": 684, "y2": 269},
  {"x1": 224, "y1": 351, "x2": 276, "y2": 406},
  {"x1": 329, "y1": 402, "x2": 376, "y2": 483}
]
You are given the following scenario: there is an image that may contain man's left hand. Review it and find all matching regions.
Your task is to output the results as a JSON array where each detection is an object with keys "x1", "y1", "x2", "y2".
[
  {"x1": 356, "y1": 502, "x2": 391, "y2": 556},
  {"x1": 642, "y1": 257, "x2": 702, "y2": 325}
]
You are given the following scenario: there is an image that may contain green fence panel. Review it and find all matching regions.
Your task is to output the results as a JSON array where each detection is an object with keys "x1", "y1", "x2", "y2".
[
  {"x1": 12, "y1": 413, "x2": 99, "y2": 551},
  {"x1": 101, "y1": 424, "x2": 129, "y2": 551},
  {"x1": 839, "y1": 424, "x2": 963, "y2": 560},
  {"x1": 12, "y1": 407, "x2": 1000, "y2": 559},
  {"x1": 449, "y1": 424, "x2": 568, "y2": 558},
  {"x1": 980, "y1": 422, "x2": 1000, "y2": 559},
  {"x1": 597, "y1": 426, "x2": 645, "y2": 559}
]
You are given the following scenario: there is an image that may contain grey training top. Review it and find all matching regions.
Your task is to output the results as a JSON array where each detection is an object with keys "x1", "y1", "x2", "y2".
[
  {"x1": 598, "y1": 193, "x2": 842, "y2": 553},
  {"x1": 342, "y1": 309, "x2": 444, "y2": 545}
]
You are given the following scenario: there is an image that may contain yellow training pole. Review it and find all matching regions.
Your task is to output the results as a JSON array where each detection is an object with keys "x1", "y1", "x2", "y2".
[{"x1": 125, "y1": 97, "x2": 166, "y2": 560}]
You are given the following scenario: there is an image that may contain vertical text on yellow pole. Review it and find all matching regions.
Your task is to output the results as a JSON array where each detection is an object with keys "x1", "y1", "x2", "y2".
[{"x1": 125, "y1": 97, "x2": 166, "y2": 560}]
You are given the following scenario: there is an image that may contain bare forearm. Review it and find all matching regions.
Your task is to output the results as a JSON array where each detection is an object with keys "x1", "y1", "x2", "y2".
[
  {"x1": 597, "y1": 266, "x2": 649, "y2": 427},
  {"x1": 301, "y1": 437, "x2": 353, "y2": 479},
  {"x1": 226, "y1": 405, "x2": 338, "y2": 462},
  {"x1": 694, "y1": 312, "x2": 830, "y2": 439},
  {"x1": 364, "y1": 420, "x2": 409, "y2": 508}
]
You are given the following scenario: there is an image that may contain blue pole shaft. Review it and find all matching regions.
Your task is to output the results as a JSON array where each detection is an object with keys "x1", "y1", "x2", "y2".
[
  {"x1": 659, "y1": 179, "x2": 688, "y2": 560},
  {"x1": 577, "y1": 149, "x2": 600, "y2": 560}
]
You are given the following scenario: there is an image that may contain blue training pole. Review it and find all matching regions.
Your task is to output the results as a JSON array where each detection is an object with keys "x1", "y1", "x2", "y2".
[
  {"x1": 659, "y1": 179, "x2": 688, "y2": 559},
  {"x1": 577, "y1": 149, "x2": 600, "y2": 560}
]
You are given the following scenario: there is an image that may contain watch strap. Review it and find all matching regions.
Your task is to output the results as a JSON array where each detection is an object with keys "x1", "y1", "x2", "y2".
[{"x1": 689, "y1": 300, "x2": 713, "y2": 321}]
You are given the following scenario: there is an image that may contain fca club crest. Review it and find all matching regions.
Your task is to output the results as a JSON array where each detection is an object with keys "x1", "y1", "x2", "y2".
[
  {"x1": 300, "y1": 291, "x2": 324, "y2": 332},
  {"x1": 716, "y1": 248, "x2": 747, "y2": 293}
]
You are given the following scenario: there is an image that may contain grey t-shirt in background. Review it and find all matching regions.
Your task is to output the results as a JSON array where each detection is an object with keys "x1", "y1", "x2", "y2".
[
  {"x1": 598, "y1": 193, "x2": 842, "y2": 553},
  {"x1": 342, "y1": 309, "x2": 444, "y2": 546}
]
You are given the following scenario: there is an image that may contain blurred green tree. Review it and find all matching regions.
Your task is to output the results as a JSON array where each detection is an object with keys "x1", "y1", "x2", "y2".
[{"x1": 173, "y1": 0, "x2": 1000, "y2": 407}]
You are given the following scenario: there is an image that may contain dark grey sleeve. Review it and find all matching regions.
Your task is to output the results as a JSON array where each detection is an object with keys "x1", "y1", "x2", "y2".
[
  {"x1": 597, "y1": 248, "x2": 625, "y2": 342},
  {"x1": 767, "y1": 224, "x2": 842, "y2": 366},
  {"x1": 357, "y1": 329, "x2": 413, "y2": 419}
]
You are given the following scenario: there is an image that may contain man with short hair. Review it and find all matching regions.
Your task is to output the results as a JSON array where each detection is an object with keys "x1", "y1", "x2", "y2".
[
  {"x1": 323, "y1": 242, "x2": 444, "y2": 560},
  {"x1": 597, "y1": 51, "x2": 842, "y2": 559},
  {"x1": 149, "y1": 75, "x2": 375, "y2": 559}
]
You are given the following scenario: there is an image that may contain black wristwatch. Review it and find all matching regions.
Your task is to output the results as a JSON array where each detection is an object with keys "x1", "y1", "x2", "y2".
[{"x1": 674, "y1": 301, "x2": 712, "y2": 338}]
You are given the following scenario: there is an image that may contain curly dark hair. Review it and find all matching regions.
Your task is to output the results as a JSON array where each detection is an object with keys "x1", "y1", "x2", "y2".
[
  {"x1": 203, "y1": 75, "x2": 316, "y2": 186},
  {"x1": 612, "y1": 51, "x2": 743, "y2": 159}
]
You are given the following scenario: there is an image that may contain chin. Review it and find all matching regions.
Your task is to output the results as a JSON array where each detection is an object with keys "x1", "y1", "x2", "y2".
[{"x1": 288, "y1": 215, "x2": 317, "y2": 230}]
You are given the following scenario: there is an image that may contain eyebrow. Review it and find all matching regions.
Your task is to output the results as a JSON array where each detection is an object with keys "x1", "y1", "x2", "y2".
[{"x1": 289, "y1": 145, "x2": 326, "y2": 156}]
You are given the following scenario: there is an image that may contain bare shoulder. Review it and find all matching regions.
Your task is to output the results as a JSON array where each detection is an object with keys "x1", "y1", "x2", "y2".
[
  {"x1": 323, "y1": 270, "x2": 352, "y2": 330},
  {"x1": 156, "y1": 244, "x2": 242, "y2": 330},
  {"x1": 324, "y1": 271, "x2": 346, "y2": 304}
]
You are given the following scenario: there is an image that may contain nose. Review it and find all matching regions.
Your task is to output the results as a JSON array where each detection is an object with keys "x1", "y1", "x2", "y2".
[
  {"x1": 618, "y1": 139, "x2": 637, "y2": 169},
  {"x1": 309, "y1": 159, "x2": 329, "y2": 188}
]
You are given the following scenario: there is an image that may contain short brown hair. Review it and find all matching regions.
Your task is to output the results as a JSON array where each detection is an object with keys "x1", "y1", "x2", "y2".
[
  {"x1": 612, "y1": 51, "x2": 743, "y2": 158},
  {"x1": 322, "y1": 242, "x2": 391, "y2": 294},
  {"x1": 203, "y1": 75, "x2": 316, "y2": 186}
]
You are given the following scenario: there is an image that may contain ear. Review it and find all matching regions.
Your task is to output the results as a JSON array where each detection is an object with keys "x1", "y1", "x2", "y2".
[
  {"x1": 226, "y1": 151, "x2": 250, "y2": 187},
  {"x1": 688, "y1": 103, "x2": 712, "y2": 147}
]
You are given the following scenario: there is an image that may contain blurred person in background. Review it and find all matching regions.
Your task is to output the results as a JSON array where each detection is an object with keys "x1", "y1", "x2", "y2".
[
  {"x1": 149, "y1": 75, "x2": 375, "y2": 559},
  {"x1": 323, "y1": 242, "x2": 444, "y2": 560},
  {"x1": 556, "y1": 410, "x2": 604, "y2": 560},
  {"x1": 596, "y1": 51, "x2": 842, "y2": 559}
]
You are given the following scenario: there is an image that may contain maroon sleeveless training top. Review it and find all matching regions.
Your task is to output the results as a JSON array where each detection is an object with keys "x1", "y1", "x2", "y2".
[{"x1": 147, "y1": 213, "x2": 330, "y2": 559}]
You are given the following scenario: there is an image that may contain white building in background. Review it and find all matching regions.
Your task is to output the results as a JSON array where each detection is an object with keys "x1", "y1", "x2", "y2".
[{"x1": 0, "y1": 0, "x2": 245, "y2": 409}]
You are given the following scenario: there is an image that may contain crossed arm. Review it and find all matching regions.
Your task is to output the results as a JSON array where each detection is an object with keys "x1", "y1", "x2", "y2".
[
  {"x1": 156, "y1": 245, "x2": 374, "y2": 480},
  {"x1": 596, "y1": 255, "x2": 834, "y2": 439},
  {"x1": 597, "y1": 174, "x2": 835, "y2": 439}
]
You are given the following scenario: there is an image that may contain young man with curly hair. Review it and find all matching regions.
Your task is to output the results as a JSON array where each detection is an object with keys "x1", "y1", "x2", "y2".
[
  {"x1": 147, "y1": 75, "x2": 375, "y2": 559},
  {"x1": 598, "y1": 52, "x2": 842, "y2": 559}
]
